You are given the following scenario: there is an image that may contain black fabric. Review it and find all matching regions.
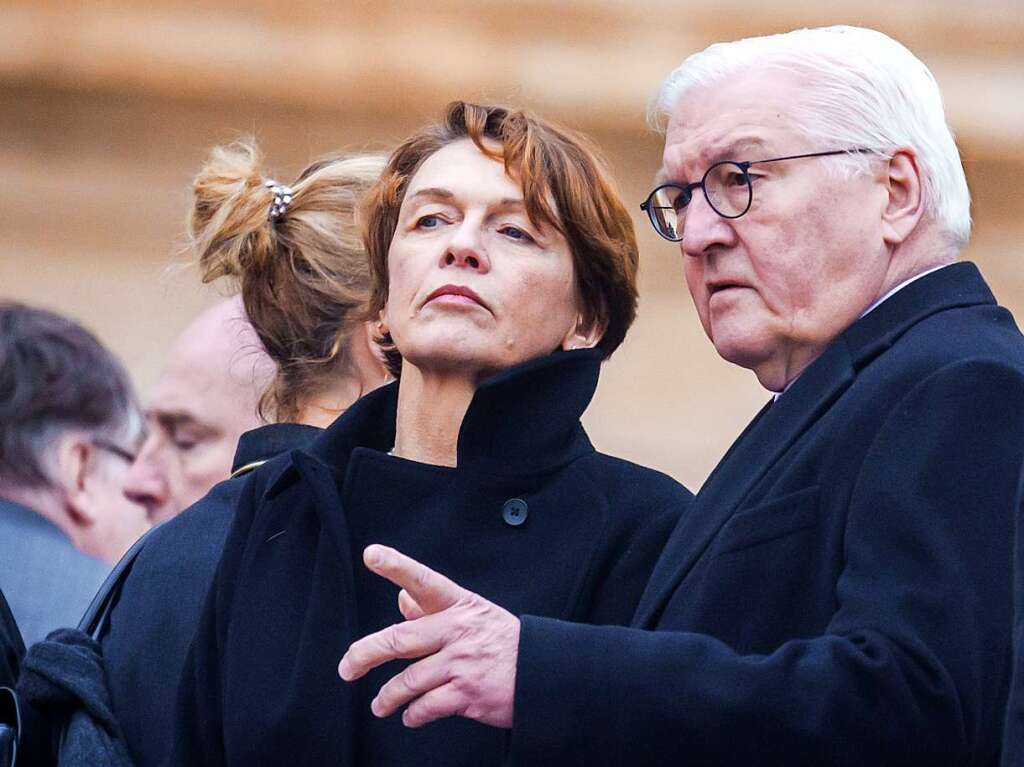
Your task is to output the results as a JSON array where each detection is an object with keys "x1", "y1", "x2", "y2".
[
  {"x1": 19, "y1": 628, "x2": 132, "y2": 767},
  {"x1": 1002, "y1": 471, "x2": 1024, "y2": 765},
  {"x1": 102, "y1": 423, "x2": 321, "y2": 767},
  {"x1": 0, "y1": 591, "x2": 21, "y2": 690},
  {"x1": 172, "y1": 348, "x2": 693, "y2": 766},
  {"x1": 511, "y1": 262, "x2": 1024, "y2": 766},
  {"x1": 0, "y1": 594, "x2": 20, "y2": 767}
]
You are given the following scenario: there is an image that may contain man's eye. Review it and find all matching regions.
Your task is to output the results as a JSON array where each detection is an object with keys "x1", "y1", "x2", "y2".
[
  {"x1": 499, "y1": 225, "x2": 534, "y2": 243},
  {"x1": 169, "y1": 431, "x2": 200, "y2": 451},
  {"x1": 724, "y1": 172, "x2": 749, "y2": 187},
  {"x1": 672, "y1": 191, "x2": 691, "y2": 212}
]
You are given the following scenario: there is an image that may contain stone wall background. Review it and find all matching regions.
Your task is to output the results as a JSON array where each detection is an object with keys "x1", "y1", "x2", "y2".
[{"x1": 2, "y1": 1, "x2": 1021, "y2": 489}]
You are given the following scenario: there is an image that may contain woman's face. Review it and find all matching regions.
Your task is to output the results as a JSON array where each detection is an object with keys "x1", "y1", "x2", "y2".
[{"x1": 383, "y1": 139, "x2": 591, "y2": 380}]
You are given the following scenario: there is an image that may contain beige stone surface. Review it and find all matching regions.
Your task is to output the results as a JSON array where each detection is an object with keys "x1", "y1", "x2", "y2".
[{"x1": 2, "y1": 1, "x2": 1022, "y2": 489}]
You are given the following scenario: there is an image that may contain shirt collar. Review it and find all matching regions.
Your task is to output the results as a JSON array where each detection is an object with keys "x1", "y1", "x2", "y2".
[{"x1": 771, "y1": 263, "x2": 955, "y2": 400}]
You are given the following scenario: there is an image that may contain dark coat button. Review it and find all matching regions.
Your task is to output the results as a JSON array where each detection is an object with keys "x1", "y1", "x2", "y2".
[{"x1": 502, "y1": 498, "x2": 529, "y2": 526}]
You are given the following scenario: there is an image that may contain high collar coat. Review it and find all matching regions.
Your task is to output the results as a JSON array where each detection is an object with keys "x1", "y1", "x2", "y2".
[
  {"x1": 512, "y1": 263, "x2": 1024, "y2": 766},
  {"x1": 173, "y1": 349, "x2": 693, "y2": 767}
]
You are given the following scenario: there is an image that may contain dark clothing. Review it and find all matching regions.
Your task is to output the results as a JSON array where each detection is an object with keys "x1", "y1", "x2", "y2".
[
  {"x1": 512, "y1": 263, "x2": 1024, "y2": 766},
  {"x1": 0, "y1": 590, "x2": 20, "y2": 689},
  {"x1": 103, "y1": 424, "x2": 321, "y2": 767},
  {"x1": 174, "y1": 348, "x2": 693, "y2": 767},
  {"x1": 1002, "y1": 472, "x2": 1024, "y2": 765},
  {"x1": 19, "y1": 628, "x2": 132, "y2": 767}
]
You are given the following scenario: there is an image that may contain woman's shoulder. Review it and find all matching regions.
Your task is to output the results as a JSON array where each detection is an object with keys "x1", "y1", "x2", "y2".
[
  {"x1": 577, "y1": 448, "x2": 696, "y2": 501},
  {"x1": 573, "y1": 451, "x2": 694, "y2": 511}
]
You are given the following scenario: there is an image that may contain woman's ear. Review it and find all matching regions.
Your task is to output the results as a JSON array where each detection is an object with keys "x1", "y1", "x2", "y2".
[
  {"x1": 560, "y1": 316, "x2": 604, "y2": 351},
  {"x1": 357, "y1": 320, "x2": 392, "y2": 384}
]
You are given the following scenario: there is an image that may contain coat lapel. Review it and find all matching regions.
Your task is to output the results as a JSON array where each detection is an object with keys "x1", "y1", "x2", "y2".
[
  {"x1": 633, "y1": 261, "x2": 996, "y2": 628},
  {"x1": 633, "y1": 339, "x2": 856, "y2": 627}
]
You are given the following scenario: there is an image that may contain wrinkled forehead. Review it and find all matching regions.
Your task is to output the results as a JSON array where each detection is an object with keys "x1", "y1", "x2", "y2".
[{"x1": 658, "y1": 72, "x2": 808, "y2": 181}]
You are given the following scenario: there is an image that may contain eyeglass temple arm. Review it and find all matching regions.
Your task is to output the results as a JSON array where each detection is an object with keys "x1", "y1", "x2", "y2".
[{"x1": 747, "y1": 148, "x2": 876, "y2": 167}]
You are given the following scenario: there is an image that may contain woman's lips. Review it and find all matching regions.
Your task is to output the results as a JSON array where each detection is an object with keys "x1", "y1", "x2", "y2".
[{"x1": 423, "y1": 284, "x2": 488, "y2": 309}]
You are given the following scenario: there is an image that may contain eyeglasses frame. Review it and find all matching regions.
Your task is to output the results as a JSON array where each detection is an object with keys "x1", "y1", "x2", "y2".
[
  {"x1": 640, "y1": 148, "x2": 877, "y2": 242},
  {"x1": 90, "y1": 437, "x2": 138, "y2": 465}
]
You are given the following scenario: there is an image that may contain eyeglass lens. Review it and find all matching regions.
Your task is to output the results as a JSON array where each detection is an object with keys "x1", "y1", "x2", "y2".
[{"x1": 648, "y1": 161, "x2": 752, "y2": 241}]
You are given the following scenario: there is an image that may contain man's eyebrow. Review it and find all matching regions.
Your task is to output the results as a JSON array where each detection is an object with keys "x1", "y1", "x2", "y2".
[
  {"x1": 713, "y1": 136, "x2": 767, "y2": 161},
  {"x1": 148, "y1": 411, "x2": 200, "y2": 431},
  {"x1": 656, "y1": 136, "x2": 769, "y2": 185}
]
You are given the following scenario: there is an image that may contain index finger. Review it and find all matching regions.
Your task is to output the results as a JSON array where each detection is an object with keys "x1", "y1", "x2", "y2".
[{"x1": 363, "y1": 545, "x2": 464, "y2": 615}]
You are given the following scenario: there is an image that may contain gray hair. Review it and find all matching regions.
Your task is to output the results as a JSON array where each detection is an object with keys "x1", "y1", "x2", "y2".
[
  {"x1": 650, "y1": 25, "x2": 971, "y2": 250},
  {"x1": 0, "y1": 302, "x2": 141, "y2": 490}
]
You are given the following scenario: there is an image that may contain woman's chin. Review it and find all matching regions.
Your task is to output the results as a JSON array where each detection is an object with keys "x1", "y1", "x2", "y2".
[{"x1": 401, "y1": 342, "x2": 547, "y2": 382}]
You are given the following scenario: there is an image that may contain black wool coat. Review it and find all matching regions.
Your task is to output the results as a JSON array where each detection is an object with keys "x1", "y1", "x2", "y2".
[
  {"x1": 512, "y1": 263, "x2": 1024, "y2": 766},
  {"x1": 1001, "y1": 471, "x2": 1024, "y2": 766},
  {"x1": 173, "y1": 348, "x2": 693, "y2": 767},
  {"x1": 0, "y1": 588, "x2": 20, "y2": 688},
  {"x1": 104, "y1": 424, "x2": 321, "y2": 767}
]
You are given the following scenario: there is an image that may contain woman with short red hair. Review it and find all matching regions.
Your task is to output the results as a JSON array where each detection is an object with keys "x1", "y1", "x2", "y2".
[{"x1": 174, "y1": 102, "x2": 694, "y2": 767}]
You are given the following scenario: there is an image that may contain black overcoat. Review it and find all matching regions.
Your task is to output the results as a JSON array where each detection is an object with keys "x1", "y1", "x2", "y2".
[
  {"x1": 1002, "y1": 471, "x2": 1024, "y2": 765},
  {"x1": 511, "y1": 262, "x2": 1024, "y2": 765},
  {"x1": 0, "y1": 588, "x2": 20, "y2": 688},
  {"x1": 173, "y1": 349, "x2": 693, "y2": 766},
  {"x1": 103, "y1": 423, "x2": 320, "y2": 767}
]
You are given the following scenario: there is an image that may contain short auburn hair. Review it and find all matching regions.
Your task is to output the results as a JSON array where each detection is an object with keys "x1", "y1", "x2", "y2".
[{"x1": 362, "y1": 101, "x2": 639, "y2": 377}]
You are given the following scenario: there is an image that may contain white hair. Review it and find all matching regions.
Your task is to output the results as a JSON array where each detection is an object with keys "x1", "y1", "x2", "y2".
[{"x1": 651, "y1": 26, "x2": 971, "y2": 249}]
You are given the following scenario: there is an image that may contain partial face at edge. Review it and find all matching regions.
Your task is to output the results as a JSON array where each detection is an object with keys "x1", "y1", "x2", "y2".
[
  {"x1": 660, "y1": 70, "x2": 892, "y2": 388},
  {"x1": 122, "y1": 329, "x2": 266, "y2": 522},
  {"x1": 383, "y1": 139, "x2": 587, "y2": 381}
]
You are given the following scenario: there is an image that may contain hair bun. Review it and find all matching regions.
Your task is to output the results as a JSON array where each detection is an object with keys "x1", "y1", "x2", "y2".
[{"x1": 190, "y1": 138, "x2": 280, "y2": 284}]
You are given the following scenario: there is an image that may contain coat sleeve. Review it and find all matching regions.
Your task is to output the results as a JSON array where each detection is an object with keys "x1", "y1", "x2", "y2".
[
  {"x1": 509, "y1": 360, "x2": 1024, "y2": 766},
  {"x1": 168, "y1": 472, "x2": 264, "y2": 767}
]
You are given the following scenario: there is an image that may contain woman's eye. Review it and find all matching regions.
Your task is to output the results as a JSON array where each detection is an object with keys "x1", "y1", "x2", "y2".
[
  {"x1": 724, "y1": 172, "x2": 749, "y2": 187},
  {"x1": 499, "y1": 225, "x2": 535, "y2": 243},
  {"x1": 415, "y1": 214, "x2": 444, "y2": 229}
]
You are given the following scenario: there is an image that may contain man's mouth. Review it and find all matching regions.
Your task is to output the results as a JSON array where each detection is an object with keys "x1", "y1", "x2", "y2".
[{"x1": 708, "y1": 282, "x2": 747, "y2": 297}]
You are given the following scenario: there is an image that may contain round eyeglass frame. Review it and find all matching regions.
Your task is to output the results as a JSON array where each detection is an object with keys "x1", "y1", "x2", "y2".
[{"x1": 640, "y1": 148, "x2": 875, "y2": 242}]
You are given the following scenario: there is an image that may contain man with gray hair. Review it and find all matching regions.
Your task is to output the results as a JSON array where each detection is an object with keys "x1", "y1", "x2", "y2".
[
  {"x1": 0, "y1": 303, "x2": 149, "y2": 645},
  {"x1": 337, "y1": 26, "x2": 1024, "y2": 764}
]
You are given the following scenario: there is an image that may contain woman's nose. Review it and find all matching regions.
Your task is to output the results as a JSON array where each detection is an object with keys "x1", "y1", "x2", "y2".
[{"x1": 441, "y1": 221, "x2": 490, "y2": 272}]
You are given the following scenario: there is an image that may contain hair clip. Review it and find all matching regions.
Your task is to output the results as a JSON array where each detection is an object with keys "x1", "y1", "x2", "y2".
[{"x1": 265, "y1": 180, "x2": 295, "y2": 221}]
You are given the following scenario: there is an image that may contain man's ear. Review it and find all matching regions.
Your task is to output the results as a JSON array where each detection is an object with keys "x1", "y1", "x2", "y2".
[
  {"x1": 560, "y1": 315, "x2": 605, "y2": 352},
  {"x1": 881, "y1": 148, "x2": 926, "y2": 247},
  {"x1": 53, "y1": 434, "x2": 98, "y2": 526}
]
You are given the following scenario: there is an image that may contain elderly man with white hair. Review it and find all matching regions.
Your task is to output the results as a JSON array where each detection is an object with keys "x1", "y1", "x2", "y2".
[{"x1": 337, "y1": 26, "x2": 1024, "y2": 764}]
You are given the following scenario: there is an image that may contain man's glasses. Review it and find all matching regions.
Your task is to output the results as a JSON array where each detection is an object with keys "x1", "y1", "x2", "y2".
[
  {"x1": 91, "y1": 437, "x2": 138, "y2": 465},
  {"x1": 640, "y1": 148, "x2": 875, "y2": 242}
]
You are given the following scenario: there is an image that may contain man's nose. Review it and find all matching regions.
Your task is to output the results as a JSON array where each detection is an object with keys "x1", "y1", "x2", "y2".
[
  {"x1": 122, "y1": 449, "x2": 170, "y2": 521},
  {"x1": 440, "y1": 220, "x2": 490, "y2": 272},
  {"x1": 680, "y1": 190, "x2": 737, "y2": 258}
]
